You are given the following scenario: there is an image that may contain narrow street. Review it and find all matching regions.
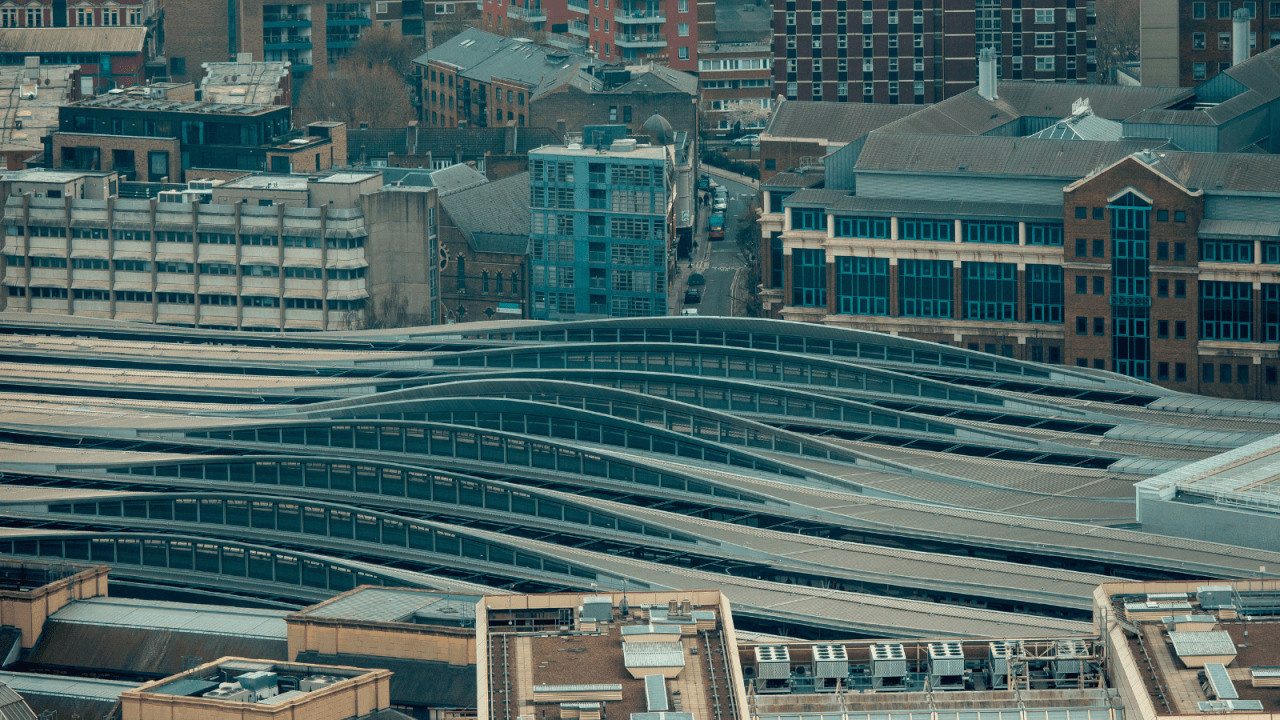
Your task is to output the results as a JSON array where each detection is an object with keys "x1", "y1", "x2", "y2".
[{"x1": 672, "y1": 171, "x2": 757, "y2": 317}]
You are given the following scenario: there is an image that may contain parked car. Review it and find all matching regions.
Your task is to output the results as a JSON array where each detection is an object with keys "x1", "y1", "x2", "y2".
[
  {"x1": 684, "y1": 288, "x2": 702, "y2": 304},
  {"x1": 713, "y1": 197, "x2": 728, "y2": 211},
  {"x1": 732, "y1": 135, "x2": 760, "y2": 146}
]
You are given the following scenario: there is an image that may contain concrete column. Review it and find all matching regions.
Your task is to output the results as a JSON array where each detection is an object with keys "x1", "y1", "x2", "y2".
[
  {"x1": 954, "y1": 219, "x2": 963, "y2": 243},
  {"x1": 1256, "y1": 239, "x2": 1263, "y2": 265},
  {"x1": 890, "y1": 217, "x2": 898, "y2": 241},
  {"x1": 784, "y1": 207, "x2": 792, "y2": 232},
  {"x1": 953, "y1": 259, "x2": 963, "y2": 321},
  {"x1": 1016, "y1": 264, "x2": 1026, "y2": 322},
  {"x1": 1018, "y1": 221, "x2": 1027, "y2": 246},
  {"x1": 826, "y1": 253, "x2": 837, "y2": 315},
  {"x1": 888, "y1": 256, "x2": 899, "y2": 317},
  {"x1": 762, "y1": 190, "x2": 771, "y2": 214},
  {"x1": 826, "y1": 213, "x2": 835, "y2": 239}
]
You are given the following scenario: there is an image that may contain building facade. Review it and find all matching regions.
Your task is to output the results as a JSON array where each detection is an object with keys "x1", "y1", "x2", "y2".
[
  {"x1": 697, "y1": 41, "x2": 774, "y2": 134},
  {"x1": 51, "y1": 89, "x2": 341, "y2": 182},
  {"x1": 162, "y1": 0, "x2": 425, "y2": 85},
  {"x1": 529, "y1": 138, "x2": 672, "y2": 319},
  {"x1": 438, "y1": 171, "x2": 530, "y2": 322},
  {"x1": 1140, "y1": 0, "x2": 1268, "y2": 87},
  {"x1": 760, "y1": 135, "x2": 1280, "y2": 400},
  {"x1": 771, "y1": 0, "x2": 1092, "y2": 105},
  {"x1": 0, "y1": 168, "x2": 440, "y2": 330}
]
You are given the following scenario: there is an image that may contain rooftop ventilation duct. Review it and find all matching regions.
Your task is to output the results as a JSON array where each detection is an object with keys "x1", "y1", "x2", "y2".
[
  {"x1": 978, "y1": 48, "x2": 998, "y2": 101},
  {"x1": 1234, "y1": 8, "x2": 1251, "y2": 65}
]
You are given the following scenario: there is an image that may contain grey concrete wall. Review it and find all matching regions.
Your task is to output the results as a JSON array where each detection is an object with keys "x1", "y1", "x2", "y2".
[
  {"x1": 363, "y1": 187, "x2": 440, "y2": 324},
  {"x1": 1139, "y1": 497, "x2": 1280, "y2": 553}
]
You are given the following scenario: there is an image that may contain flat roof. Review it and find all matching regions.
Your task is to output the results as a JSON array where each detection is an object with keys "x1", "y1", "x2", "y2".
[
  {"x1": 315, "y1": 172, "x2": 382, "y2": 184},
  {"x1": 220, "y1": 174, "x2": 310, "y2": 191},
  {"x1": 299, "y1": 587, "x2": 480, "y2": 623},
  {"x1": 0, "y1": 672, "x2": 136, "y2": 702},
  {"x1": 531, "y1": 144, "x2": 667, "y2": 160},
  {"x1": 49, "y1": 596, "x2": 288, "y2": 639}
]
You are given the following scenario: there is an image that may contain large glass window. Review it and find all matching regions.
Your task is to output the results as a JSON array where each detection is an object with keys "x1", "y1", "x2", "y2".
[
  {"x1": 900, "y1": 219, "x2": 951, "y2": 241},
  {"x1": 963, "y1": 220, "x2": 1017, "y2": 244},
  {"x1": 1027, "y1": 223, "x2": 1063, "y2": 246},
  {"x1": 791, "y1": 249, "x2": 826, "y2": 307},
  {"x1": 769, "y1": 232, "x2": 783, "y2": 288},
  {"x1": 1201, "y1": 281, "x2": 1253, "y2": 341},
  {"x1": 1265, "y1": 284, "x2": 1280, "y2": 342},
  {"x1": 836, "y1": 257, "x2": 888, "y2": 315},
  {"x1": 899, "y1": 260, "x2": 951, "y2": 318},
  {"x1": 1026, "y1": 264, "x2": 1063, "y2": 323},
  {"x1": 834, "y1": 216, "x2": 889, "y2": 238},
  {"x1": 1200, "y1": 239, "x2": 1254, "y2": 263},
  {"x1": 792, "y1": 208, "x2": 825, "y2": 231},
  {"x1": 1111, "y1": 193, "x2": 1151, "y2": 379},
  {"x1": 962, "y1": 262, "x2": 1017, "y2": 320}
]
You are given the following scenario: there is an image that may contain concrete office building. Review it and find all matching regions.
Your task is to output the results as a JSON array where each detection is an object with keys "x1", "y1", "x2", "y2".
[
  {"x1": 0, "y1": 168, "x2": 439, "y2": 330},
  {"x1": 529, "y1": 133, "x2": 673, "y2": 319},
  {"x1": 771, "y1": 0, "x2": 1092, "y2": 105}
]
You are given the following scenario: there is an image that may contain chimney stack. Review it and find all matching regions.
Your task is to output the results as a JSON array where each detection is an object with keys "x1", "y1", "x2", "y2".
[
  {"x1": 978, "y1": 48, "x2": 998, "y2": 101},
  {"x1": 1233, "y1": 8, "x2": 1251, "y2": 65}
]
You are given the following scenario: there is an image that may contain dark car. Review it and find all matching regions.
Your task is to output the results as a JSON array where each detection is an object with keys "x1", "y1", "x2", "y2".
[{"x1": 684, "y1": 288, "x2": 702, "y2": 304}]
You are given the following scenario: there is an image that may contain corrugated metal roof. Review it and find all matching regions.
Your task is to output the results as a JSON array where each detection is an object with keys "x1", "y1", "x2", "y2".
[
  {"x1": 623, "y1": 642, "x2": 686, "y2": 668},
  {"x1": 781, "y1": 189, "x2": 1061, "y2": 220},
  {"x1": 50, "y1": 597, "x2": 288, "y2": 638},
  {"x1": 302, "y1": 588, "x2": 479, "y2": 623},
  {"x1": 0, "y1": 673, "x2": 134, "y2": 701},
  {"x1": 856, "y1": 133, "x2": 1161, "y2": 178},
  {"x1": 644, "y1": 674, "x2": 667, "y2": 712},
  {"x1": 534, "y1": 684, "x2": 624, "y2": 693},
  {"x1": 0, "y1": 683, "x2": 35, "y2": 720},
  {"x1": 1169, "y1": 631, "x2": 1238, "y2": 658},
  {"x1": 764, "y1": 101, "x2": 925, "y2": 143},
  {"x1": 0, "y1": 27, "x2": 146, "y2": 54}
]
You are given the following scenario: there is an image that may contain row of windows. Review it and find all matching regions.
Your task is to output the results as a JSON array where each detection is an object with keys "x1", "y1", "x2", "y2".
[{"x1": 787, "y1": 215, "x2": 1062, "y2": 246}]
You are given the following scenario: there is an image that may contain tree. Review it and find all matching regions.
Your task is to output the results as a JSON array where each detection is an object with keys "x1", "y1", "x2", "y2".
[
  {"x1": 1093, "y1": 0, "x2": 1140, "y2": 84},
  {"x1": 734, "y1": 199, "x2": 765, "y2": 318},
  {"x1": 430, "y1": 3, "x2": 485, "y2": 47},
  {"x1": 720, "y1": 100, "x2": 771, "y2": 134},
  {"x1": 342, "y1": 25, "x2": 424, "y2": 78},
  {"x1": 296, "y1": 56, "x2": 416, "y2": 128}
]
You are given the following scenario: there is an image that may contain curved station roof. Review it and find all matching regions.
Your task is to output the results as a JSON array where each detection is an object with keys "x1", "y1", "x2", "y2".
[{"x1": 2, "y1": 314, "x2": 1278, "y2": 639}]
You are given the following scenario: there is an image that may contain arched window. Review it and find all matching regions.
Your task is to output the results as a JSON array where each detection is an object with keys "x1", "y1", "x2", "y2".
[
  {"x1": 511, "y1": 272, "x2": 519, "y2": 296},
  {"x1": 495, "y1": 272, "x2": 504, "y2": 294},
  {"x1": 482, "y1": 270, "x2": 489, "y2": 293},
  {"x1": 456, "y1": 256, "x2": 466, "y2": 290}
]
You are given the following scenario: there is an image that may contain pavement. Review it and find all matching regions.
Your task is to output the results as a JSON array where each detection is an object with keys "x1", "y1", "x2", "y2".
[{"x1": 669, "y1": 174, "x2": 758, "y2": 317}]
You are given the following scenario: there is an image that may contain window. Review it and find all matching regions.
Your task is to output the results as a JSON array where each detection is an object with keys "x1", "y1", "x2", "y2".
[
  {"x1": 900, "y1": 260, "x2": 952, "y2": 318},
  {"x1": 1093, "y1": 276, "x2": 1104, "y2": 295},
  {"x1": 1158, "y1": 362, "x2": 1169, "y2": 381},
  {"x1": 679, "y1": 0, "x2": 688, "y2": 11},
  {"x1": 1026, "y1": 265, "x2": 1063, "y2": 323},
  {"x1": 1157, "y1": 278, "x2": 1169, "y2": 297},
  {"x1": 76, "y1": 7, "x2": 93, "y2": 25},
  {"x1": 838, "y1": 82, "x2": 849, "y2": 96},
  {"x1": 1075, "y1": 238, "x2": 1087, "y2": 257},
  {"x1": 792, "y1": 208, "x2": 826, "y2": 231},
  {"x1": 963, "y1": 220, "x2": 1016, "y2": 244},
  {"x1": 836, "y1": 257, "x2": 889, "y2": 315},
  {"x1": 1193, "y1": 33, "x2": 1206, "y2": 49},
  {"x1": 1201, "y1": 239, "x2": 1253, "y2": 263},
  {"x1": 114, "y1": 291, "x2": 152, "y2": 303},
  {"x1": 1158, "y1": 320, "x2": 1169, "y2": 338},
  {"x1": 1036, "y1": 56, "x2": 1055, "y2": 71},
  {"x1": 1247, "y1": 0, "x2": 1257, "y2": 15},
  {"x1": 812, "y1": 36, "x2": 822, "y2": 48},
  {"x1": 1035, "y1": 8, "x2": 1054, "y2": 22},
  {"x1": 376, "y1": 1, "x2": 389, "y2": 12},
  {"x1": 899, "y1": 219, "x2": 951, "y2": 241},
  {"x1": 1221, "y1": 364, "x2": 1233, "y2": 383},
  {"x1": 1035, "y1": 32, "x2": 1054, "y2": 46},
  {"x1": 792, "y1": 249, "x2": 826, "y2": 306},
  {"x1": 1076, "y1": 316, "x2": 1088, "y2": 335},
  {"x1": 678, "y1": 22, "x2": 689, "y2": 35},
  {"x1": 787, "y1": 11, "x2": 795, "y2": 24},
  {"x1": 26, "y1": 7, "x2": 43, "y2": 25},
  {"x1": 0, "y1": 8, "x2": 15, "y2": 26},
  {"x1": 1176, "y1": 320, "x2": 1187, "y2": 338},
  {"x1": 1076, "y1": 275, "x2": 1087, "y2": 294},
  {"x1": 1176, "y1": 279, "x2": 1187, "y2": 298},
  {"x1": 1193, "y1": 62, "x2": 1207, "y2": 80},
  {"x1": 1195, "y1": 1, "x2": 1206, "y2": 16},
  {"x1": 1273, "y1": 0, "x2": 1280, "y2": 15},
  {"x1": 1203, "y1": 363, "x2": 1215, "y2": 383},
  {"x1": 1093, "y1": 238, "x2": 1104, "y2": 257},
  {"x1": 1027, "y1": 223, "x2": 1063, "y2": 245},
  {"x1": 102, "y1": 8, "x2": 119, "y2": 25},
  {"x1": 1157, "y1": 242, "x2": 1169, "y2": 260},
  {"x1": 1220, "y1": 32, "x2": 1232, "y2": 49},
  {"x1": 129, "y1": 7, "x2": 142, "y2": 24},
  {"x1": 962, "y1": 262, "x2": 1017, "y2": 320},
  {"x1": 1094, "y1": 317, "x2": 1105, "y2": 336},
  {"x1": 1201, "y1": 281, "x2": 1253, "y2": 340},
  {"x1": 1220, "y1": 0, "x2": 1232, "y2": 17}
]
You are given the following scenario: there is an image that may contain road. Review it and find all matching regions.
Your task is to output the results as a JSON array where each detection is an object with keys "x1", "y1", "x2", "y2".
[{"x1": 691, "y1": 174, "x2": 756, "y2": 317}]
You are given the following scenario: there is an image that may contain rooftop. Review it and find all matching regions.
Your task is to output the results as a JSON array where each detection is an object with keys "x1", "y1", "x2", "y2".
[
  {"x1": 296, "y1": 587, "x2": 481, "y2": 625},
  {"x1": 0, "y1": 27, "x2": 147, "y2": 54},
  {"x1": 200, "y1": 60, "x2": 291, "y2": 106},
  {"x1": 0, "y1": 65, "x2": 80, "y2": 154},
  {"x1": 764, "y1": 101, "x2": 926, "y2": 144},
  {"x1": 439, "y1": 171, "x2": 531, "y2": 252},
  {"x1": 68, "y1": 94, "x2": 281, "y2": 116},
  {"x1": 531, "y1": 143, "x2": 667, "y2": 160}
]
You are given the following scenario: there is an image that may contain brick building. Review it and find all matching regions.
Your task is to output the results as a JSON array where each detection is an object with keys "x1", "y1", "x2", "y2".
[
  {"x1": 438, "y1": 171, "x2": 530, "y2": 322},
  {"x1": 0, "y1": 167, "x2": 440, "y2": 330},
  {"x1": 697, "y1": 41, "x2": 774, "y2": 134},
  {"x1": 771, "y1": 0, "x2": 1092, "y2": 105},
  {"x1": 161, "y1": 0, "x2": 425, "y2": 85},
  {"x1": 416, "y1": 29, "x2": 698, "y2": 139},
  {"x1": 50, "y1": 88, "x2": 341, "y2": 181},
  {"x1": 1140, "y1": 0, "x2": 1267, "y2": 87},
  {"x1": 758, "y1": 99, "x2": 921, "y2": 181},
  {"x1": 0, "y1": 27, "x2": 152, "y2": 92},
  {"x1": 346, "y1": 125, "x2": 560, "y2": 178}
]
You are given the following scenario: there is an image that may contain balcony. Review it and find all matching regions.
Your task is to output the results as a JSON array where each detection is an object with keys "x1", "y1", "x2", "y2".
[
  {"x1": 264, "y1": 33, "x2": 313, "y2": 49},
  {"x1": 615, "y1": 8, "x2": 665, "y2": 24},
  {"x1": 326, "y1": 32, "x2": 363, "y2": 47},
  {"x1": 263, "y1": 12, "x2": 312, "y2": 26},
  {"x1": 568, "y1": 19, "x2": 590, "y2": 36},
  {"x1": 509, "y1": 3, "x2": 546, "y2": 21},
  {"x1": 567, "y1": 0, "x2": 588, "y2": 13},
  {"x1": 326, "y1": 10, "x2": 371, "y2": 25},
  {"x1": 615, "y1": 30, "x2": 666, "y2": 47}
]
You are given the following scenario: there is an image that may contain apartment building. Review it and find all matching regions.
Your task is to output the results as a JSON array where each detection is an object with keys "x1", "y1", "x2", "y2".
[
  {"x1": 771, "y1": 0, "x2": 1092, "y2": 105},
  {"x1": 1140, "y1": 0, "x2": 1267, "y2": 86},
  {"x1": 529, "y1": 132, "x2": 673, "y2": 319},
  {"x1": 416, "y1": 29, "x2": 698, "y2": 138},
  {"x1": 697, "y1": 41, "x2": 774, "y2": 134},
  {"x1": 162, "y1": 0, "x2": 425, "y2": 84},
  {"x1": 481, "y1": 0, "x2": 709, "y2": 70},
  {"x1": 51, "y1": 88, "x2": 341, "y2": 182},
  {"x1": 0, "y1": 168, "x2": 440, "y2": 330}
]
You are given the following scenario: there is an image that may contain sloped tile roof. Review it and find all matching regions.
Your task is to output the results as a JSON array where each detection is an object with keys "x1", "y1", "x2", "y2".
[{"x1": 764, "y1": 101, "x2": 925, "y2": 143}]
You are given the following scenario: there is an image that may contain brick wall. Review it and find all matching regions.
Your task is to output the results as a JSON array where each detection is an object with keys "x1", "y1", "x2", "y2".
[
  {"x1": 531, "y1": 86, "x2": 697, "y2": 139},
  {"x1": 758, "y1": 139, "x2": 825, "y2": 182},
  {"x1": 51, "y1": 133, "x2": 181, "y2": 182},
  {"x1": 162, "y1": 0, "x2": 231, "y2": 83}
]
